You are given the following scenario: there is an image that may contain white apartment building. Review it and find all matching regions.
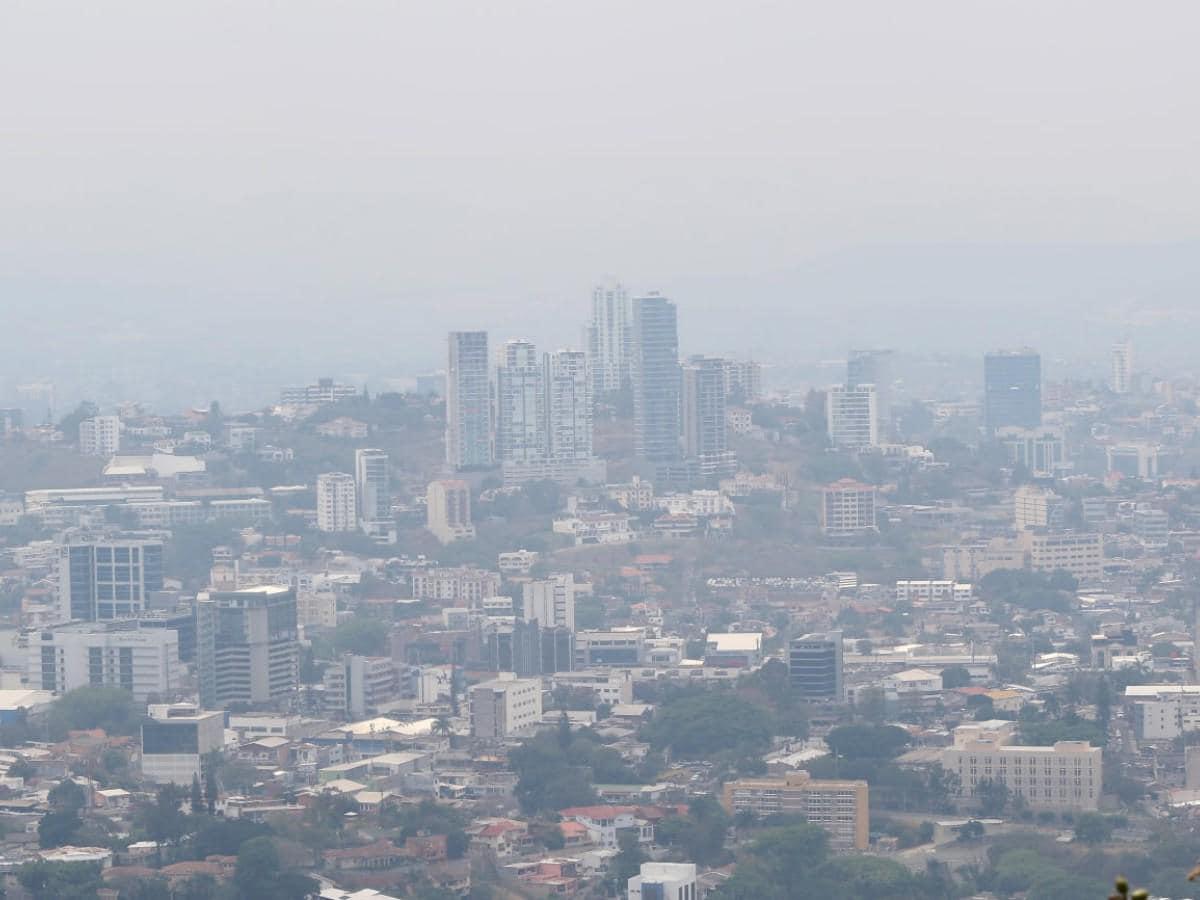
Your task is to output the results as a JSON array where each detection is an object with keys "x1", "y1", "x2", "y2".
[
  {"x1": 587, "y1": 280, "x2": 632, "y2": 396},
  {"x1": 316, "y1": 472, "x2": 357, "y2": 533},
  {"x1": 79, "y1": 416, "x2": 121, "y2": 456},
  {"x1": 522, "y1": 574, "x2": 576, "y2": 631},
  {"x1": 655, "y1": 490, "x2": 734, "y2": 518},
  {"x1": 355, "y1": 448, "x2": 393, "y2": 540},
  {"x1": 410, "y1": 566, "x2": 501, "y2": 606},
  {"x1": 628, "y1": 863, "x2": 697, "y2": 900},
  {"x1": 827, "y1": 385, "x2": 878, "y2": 450},
  {"x1": 820, "y1": 479, "x2": 877, "y2": 536},
  {"x1": 141, "y1": 704, "x2": 226, "y2": 785},
  {"x1": 881, "y1": 668, "x2": 943, "y2": 709},
  {"x1": 498, "y1": 549, "x2": 539, "y2": 576},
  {"x1": 469, "y1": 676, "x2": 542, "y2": 739},
  {"x1": 1126, "y1": 685, "x2": 1200, "y2": 740},
  {"x1": 31, "y1": 623, "x2": 180, "y2": 701},
  {"x1": 447, "y1": 331, "x2": 493, "y2": 469},
  {"x1": 551, "y1": 669, "x2": 634, "y2": 706},
  {"x1": 553, "y1": 511, "x2": 635, "y2": 545},
  {"x1": 1111, "y1": 340, "x2": 1133, "y2": 394},
  {"x1": 426, "y1": 479, "x2": 475, "y2": 544},
  {"x1": 894, "y1": 580, "x2": 973, "y2": 604},
  {"x1": 942, "y1": 721, "x2": 1102, "y2": 811},
  {"x1": 607, "y1": 477, "x2": 655, "y2": 512}
]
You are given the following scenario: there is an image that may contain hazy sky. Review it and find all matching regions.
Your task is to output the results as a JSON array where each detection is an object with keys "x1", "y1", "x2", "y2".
[{"x1": 4, "y1": 2, "x2": 1200, "y2": 406}]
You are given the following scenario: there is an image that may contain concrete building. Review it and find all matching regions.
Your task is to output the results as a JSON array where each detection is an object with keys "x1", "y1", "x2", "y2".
[
  {"x1": 721, "y1": 771, "x2": 869, "y2": 850},
  {"x1": 632, "y1": 294, "x2": 681, "y2": 465},
  {"x1": 280, "y1": 378, "x2": 358, "y2": 405},
  {"x1": 196, "y1": 586, "x2": 299, "y2": 708},
  {"x1": 316, "y1": 473, "x2": 357, "y2": 533},
  {"x1": 894, "y1": 581, "x2": 973, "y2": 604},
  {"x1": 628, "y1": 862, "x2": 698, "y2": 900},
  {"x1": 426, "y1": 479, "x2": 475, "y2": 544},
  {"x1": 1107, "y1": 443, "x2": 1159, "y2": 479},
  {"x1": 447, "y1": 330, "x2": 493, "y2": 470},
  {"x1": 881, "y1": 668, "x2": 943, "y2": 711},
  {"x1": 984, "y1": 349, "x2": 1042, "y2": 433},
  {"x1": 703, "y1": 632, "x2": 762, "y2": 668},
  {"x1": 31, "y1": 622, "x2": 181, "y2": 701},
  {"x1": 79, "y1": 415, "x2": 121, "y2": 456},
  {"x1": 575, "y1": 629, "x2": 646, "y2": 667},
  {"x1": 1014, "y1": 484, "x2": 1065, "y2": 531},
  {"x1": 847, "y1": 349, "x2": 894, "y2": 439},
  {"x1": 469, "y1": 675, "x2": 542, "y2": 739},
  {"x1": 1023, "y1": 531, "x2": 1103, "y2": 583},
  {"x1": 1111, "y1": 340, "x2": 1133, "y2": 394},
  {"x1": 522, "y1": 574, "x2": 576, "y2": 632},
  {"x1": 682, "y1": 356, "x2": 735, "y2": 479},
  {"x1": 998, "y1": 426, "x2": 1066, "y2": 478},
  {"x1": 57, "y1": 536, "x2": 164, "y2": 621},
  {"x1": 1126, "y1": 685, "x2": 1200, "y2": 740},
  {"x1": 942, "y1": 721, "x2": 1102, "y2": 811},
  {"x1": 141, "y1": 703, "x2": 225, "y2": 785},
  {"x1": 587, "y1": 280, "x2": 632, "y2": 396},
  {"x1": 942, "y1": 537, "x2": 1028, "y2": 582},
  {"x1": 354, "y1": 449, "x2": 393, "y2": 541},
  {"x1": 410, "y1": 566, "x2": 499, "y2": 605},
  {"x1": 819, "y1": 479, "x2": 877, "y2": 536},
  {"x1": 788, "y1": 632, "x2": 843, "y2": 701},
  {"x1": 722, "y1": 359, "x2": 763, "y2": 403},
  {"x1": 497, "y1": 339, "x2": 547, "y2": 464},
  {"x1": 826, "y1": 384, "x2": 878, "y2": 450},
  {"x1": 1133, "y1": 506, "x2": 1170, "y2": 548},
  {"x1": 323, "y1": 655, "x2": 400, "y2": 719}
]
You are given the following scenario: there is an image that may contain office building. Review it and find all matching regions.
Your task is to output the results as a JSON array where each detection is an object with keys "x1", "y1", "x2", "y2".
[
  {"x1": 1133, "y1": 506, "x2": 1169, "y2": 548},
  {"x1": 984, "y1": 349, "x2": 1042, "y2": 433},
  {"x1": 631, "y1": 294, "x2": 681, "y2": 464},
  {"x1": 497, "y1": 339, "x2": 547, "y2": 464},
  {"x1": 280, "y1": 378, "x2": 358, "y2": 405},
  {"x1": 627, "y1": 862, "x2": 698, "y2": 900},
  {"x1": 1126, "y1": 685, "x2": 1200, "y2": 741},
  {"x1": 847, "y1": 348, "x2": 894, "y2": 438},
  {"x1": 1107, "y1": 443, "x2": 1159, "y2": 479},
  {"x1": 522, "y1": 574, "x2": 576, "y2": 632},
  {"x1": 196, "y1": 586, "x2": 299, "y2": 708},
  {"x1": 354, "y1": 449, "x2": 393, "y2": 540},
  {"x1": 587, "y1": 280, "x2": 632, "y2": 395},
  {"x1": 942, "y1": 721, "x2": 1101, "y2": 811},
  {"x1": 721, "y1": 772, "x2": 869, "y2": 850},
  {"x1": 1023, "y1": 531, "x2": 1103, "y2": 583},
  {"x1": 31, "y1": 622, "x2": 181, "y2": 701},
  {"x1": 826, "y1": 384, "x2": 878, "y2": 450},
  {"x1": 79, "y1": 415, "x2": 121, "y2": 456},
  {"x1": 323, "y1": 654, "x2": 400, "y2": 719},
  {"x1": 141, "y1": 703, "x2": 225, "y2": 785},
  {"x1": 682, "y1": 356, "x2": 736, "y2": 478},
  {"x1": 788, "y1": 632, "x2": 843, "y2": 701},
  {"x1": 997, "y1": 426, "x2": 1065, "y2": 478},
  {"x1": 469, "y1": 675, "x2": 542, "y2": 739},
  {"x1": 57, "y1": 536, "x2": 164, "y2": 621},
  {"x1": 1014, "y1": 484, "x2": 1065, "y2": 531},
  {"x1": 426, "y1": 479, "x2": 475, "y2": 544},
  {"x1": 575, "y1": 628, "x2": 646, "y2": 667},
  {"x1": 1111, "y1": 340, "x2": 1133, "y2": 394},
  {"x1": 447, "y1": 331, "x2": 493, "y2": 469},
  {"x1": 819, "y1": 479, "x2": 877, "y2": 536},
  {"x1": 316, "y1": 473, "x2": 356, "y2": 533}
]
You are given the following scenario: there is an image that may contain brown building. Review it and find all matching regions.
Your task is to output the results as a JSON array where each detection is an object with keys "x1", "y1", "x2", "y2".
[{"x1": 720, "y1": 771, "x2": 869, "y2": 850}]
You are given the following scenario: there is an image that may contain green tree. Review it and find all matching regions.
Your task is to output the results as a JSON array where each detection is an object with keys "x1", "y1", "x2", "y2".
[
  {"x1": 612, "y1": 829, "x2": 647, "y2": 888},
  {"x1": 332, "y1": 616, "x2": 389, "y2": 656},
  {"x1": 655, "y1": 795, "x2": 732, "y2": 865},
  {"x1": 1072, "y1": 812, "x2": 1114, "y2": 844},
  {"x1": 976, "y1": 777, "x2": 1009, "y2": 816},
  {"x1": 234, "y1": 836, "x2": 281, "y2": 898},
  {"x1": 641, "y1": 688, "x2": 772, "y2": 758},
  {"x1": 37, "y1": 809, "x2": 82, "y2": 848},
  {"x1": 48, "y1": 779, "x2": 87, "y2": 812},
  {"x1": 16, "y1": 860, "x2": 102, "y2": 900},
  {"x1": 46, "y1": 686, "x2": 141, "y2": 740},
  {"x1": 941, "y1": 665, "x2": 971, "y2": 689},
  {"x1": 824, "y1": 724, "x2": 911, "y2": 760},
  {"x1": 190, "y1": 774, "x2": 205, "y2": 815}
]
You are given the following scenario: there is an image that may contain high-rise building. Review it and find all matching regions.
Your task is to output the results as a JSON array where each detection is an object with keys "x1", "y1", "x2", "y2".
[
  {"x1": 522, "y1": 574, "x2": 576, "y2": 632},
  {"x1": 788, "y1": 631, "x2": 843, "y2": 701},
  {"x1": 426, "y1": 479, "x2": 475, "y2": 544},
  {"x1": 141, "y1": 703, "x2": 225, "y2": 785},
  {"x1": 79, "y1": 416, "x2": 121, "y2": 456},
  {"x1": 984, "y1": 349, "x2": 1042, "y2": 433},
  {"x1": 323, "y1": 654, "x2": 400, "y2": 719},
  {"x1": 546, "y1": 349, "x2": 593, "y2": 462},
  {"x1": 469, "y1": 675, "x2": 543, "y2": 738},
  {"x1": 819, "y1": 479, "x2": 877, "y2": 536},
  {"x1": 682, "y1": 356, "x2": 736, "y2": 479},
  {"x1": 354, "y1": 449, "x2": 393, "y2": 540},
  {"x1": 632, "y1": 294, "x2": 681, "y2": 464},
  {"x1": 587, "y1": 281, "x2": 632, "y2": 396},
  {"x1": 721, "y1": 359, "x2": 763, "y2": 403},
  {"x1": 1111, "y1": 340, "x2": 1133, "y2": 394},
  {"x1": 316, "y1": 472, "x2": 356, "y2": 533},
  {"x1": 721, "y1": 772, "x2": 869, "y2": 850},
  {"x1": 31, "y1": 621, "x2": 181, "y2": 701},
  {"x1": 496, "y1": 340, "x2": 547, "y2": 464},
  {"x1": 826, "y1": 384, "x2": 878, "y2": 450},
  {"x1": 196, "y1": 586, "x2": 299, "y2": 709},
  {"x1": 57, "y1": 536, "x2": 164, "y2": 621},
  {"x1": 847, "y1": 349, "x2": 894, "y2": 439},
  {"x1": 627, "y1": 863, "x2": 698, "y2": 900},
  {"x1": 447, "y1": 331, "x2": 493, "y2": 469}
]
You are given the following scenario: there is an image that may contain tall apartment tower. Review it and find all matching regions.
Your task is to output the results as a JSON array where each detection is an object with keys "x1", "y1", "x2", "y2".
[
  {"x1": 682, "y1": 356, "x2": 735, "y2": 478},
  {"x1": 546, "y1": 349, "x2": 593, "y2": 461},
  {"x1": 522, "y1": 574, "x2": 576, "y2": 632},
  {"x1": 196, "y1": 586, "x2": 299, "y2": 709},
  {"x1": 847, "y1": 349, "x2": 894, "y2": 439},
  {"x1": 447, "y1": 331, "x2": 493, "y2": 469},
  {"x1": 496, "y1": 340, "x2": 547, "y2": 464},
  {"x1": 587, "y1": 281, "x2": 631, "y2": 396},
  {"x1": 827, "y1": 385, "x2": 878, "y2": 450},
  {"x1": 354, "y1": 449, "x2": 392, "y2": 538},
  {"x1": 316, "y1": 472, "x2": 356, "y2": 533},
  {"x1": 1111, "y1": 340, "x2": 1133, "y2": 395},
  {"x1": 984, "y1": 349, "x2": 1042, "y2": 433},
  {"x1": 57, "y1": 537, "x2": 164, "y2": 621},
  {"x1": 632, "y1": 294, "x2": 681, "y2": 464},
  {"x1": 79, "y1": 415, "x2": 121, "y2": 456},
  {"x1": 426, "y1": 479, "x2": 475, "y2": 544},
  {"x1": 788, "y1": 631, "x2": 844, "y2": 701}
]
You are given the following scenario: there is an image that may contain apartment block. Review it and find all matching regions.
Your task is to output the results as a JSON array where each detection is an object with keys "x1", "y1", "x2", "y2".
[
  {"x1": 819, "y1": 479, "x2": 877, "y2": 536},
  {"x1": 469, "y1": 676, "x2": 542, "y2": 739},
  {"x1": 721, "y1": 771, "x2": 869, "y2": 849}
]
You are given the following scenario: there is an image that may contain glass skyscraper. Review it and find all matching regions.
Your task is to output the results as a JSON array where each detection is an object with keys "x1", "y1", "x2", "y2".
[
  {"x1": 632, "y1": 294, "x2": 681, "y2": 464},
  {"x1": 984, "y1": 349, "x2": 1042, "y2": 433}
]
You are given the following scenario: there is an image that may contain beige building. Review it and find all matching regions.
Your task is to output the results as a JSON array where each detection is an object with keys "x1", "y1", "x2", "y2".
[
  {"x1": 722, "y1": 771, "x2": 869, "y2": 849},
  {"x1": 316, "y1": 472, "x2": 356, "y2": 532},
  {"x1": 469, "y1": 675, "x2": 542, "y2": 739},
  {"x1": 942, "y1": 537, "x2": 1027, "y2": 581},
  {"x1": 426, "y1": 479, "x2": 475, "y2": 544},
  {"x1": 1022, "y1": 530, "x2": 1103, "y2": 583},
  {"x1": 820, "y1": 479, "x2": 877, "y2": 536},
  {"x1": 942, "y1": 721, "x2": 1102, "y2": 812},
  {"x1": 1013, "y1": 484, "x2": 1063, "y2": 531}
]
